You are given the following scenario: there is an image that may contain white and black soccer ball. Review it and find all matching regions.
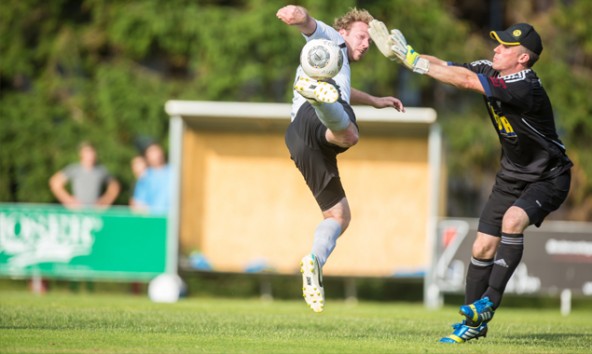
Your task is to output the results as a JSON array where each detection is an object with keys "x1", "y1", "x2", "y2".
[{"x1": 300, "y1": 39, "x2": 344, "y2": 80}]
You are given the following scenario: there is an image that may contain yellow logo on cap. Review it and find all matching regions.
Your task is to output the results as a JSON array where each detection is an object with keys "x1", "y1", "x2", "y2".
[{"x1": 512, "y1": 29, "x2": 522, "y2": 38}]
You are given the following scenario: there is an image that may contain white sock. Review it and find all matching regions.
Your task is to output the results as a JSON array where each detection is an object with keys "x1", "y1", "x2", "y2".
[
  {"x1": 313, "y1": 102, "x2": 350, "y2": 131},
  {"x1": 311, "y1": 218, "x2": 342, "y2": 268}
]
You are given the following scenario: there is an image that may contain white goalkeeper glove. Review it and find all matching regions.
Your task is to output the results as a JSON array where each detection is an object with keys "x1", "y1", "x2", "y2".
[
  {"x1": 390, "y1": 29, "x2": 430, "y2": 74},
  {"x1": 368, "y1": 20, "x2": 398, "y2": 61}
]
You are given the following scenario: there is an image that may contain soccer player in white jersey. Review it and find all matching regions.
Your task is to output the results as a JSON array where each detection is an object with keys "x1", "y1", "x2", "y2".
[{"x1": 277, "y1": 5, "x2": 405, "y2": 312}]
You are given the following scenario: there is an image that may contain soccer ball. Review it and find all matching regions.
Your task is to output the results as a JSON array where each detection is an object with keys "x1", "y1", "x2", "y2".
[
  {"x1": 148, "y1": 274, "x2": 186, "y2": 303},
  {"x1": 300, "y1": 39, "x2": 344, "y2": 80}
]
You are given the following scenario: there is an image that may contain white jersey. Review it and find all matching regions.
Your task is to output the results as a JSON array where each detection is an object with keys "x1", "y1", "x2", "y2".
[{"x1": 290, "y1": 20, "x2": 351, "y2": 121}]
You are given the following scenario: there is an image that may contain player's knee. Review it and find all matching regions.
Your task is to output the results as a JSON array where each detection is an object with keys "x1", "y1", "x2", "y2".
[
  {"x1": 343, "y1": 135, "x2": 359, "y2": 148},
  {"x1": 339, "y1": 129, "x2": 359, "y2": 148},
  {"x1": 472, "y1": 237, "x2": 497, "y2": 259},
  {"x1": 323, "y1": 205, "x2": 351, "y2": 232},
  {"x1": 326, "y1": 126, "x2": 358, "y2": 148},
  {"x1": 328, "y1": 209, "x2": 351, "y2": 228},
  {"x1": 472, "y1": 244, "x2": 495, "y2": 259},
  {"x1": 347, "y1": 131, "x2": 359, "y2": 147},
  {"x1": 502, "y1": 207, "x2": 528, "y2": 233},
  {"x1": 335, "y1": 215, "x2": 351, "y2": 233}
]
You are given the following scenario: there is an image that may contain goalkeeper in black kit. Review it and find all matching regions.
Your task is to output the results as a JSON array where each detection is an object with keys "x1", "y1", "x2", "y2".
[{"x1": 368, "y1": 21, "x2": 573, "y2": 343}]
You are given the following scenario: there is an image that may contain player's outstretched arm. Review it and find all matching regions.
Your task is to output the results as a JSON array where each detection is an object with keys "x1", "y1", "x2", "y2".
[
  {"x1": 421, "y1": 55, "x2": 448, "y2": 67},
  {"x1": 351, "y1": 88, "x2": 405, "y2": 112},
  {"x1": 276, "y1": 5, "x2": 317, "y2": 36},
  {"x1": 421, "y1": 56, "x2": 485, "y2": 94},
  {"x1": 388, "y1": 29, "x2": 430, "y2": 74},
  {"x1": 384, "y1": 27, "x2": 486, "y2": 94}
]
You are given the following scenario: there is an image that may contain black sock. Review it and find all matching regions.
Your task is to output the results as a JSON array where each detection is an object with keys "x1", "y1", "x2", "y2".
[
  {"x1": 483, "y1": 233, "x2": 524, "y2": 309},
  {"x1": 465, "y1": 257, "x2": 494, "y2": 305}
]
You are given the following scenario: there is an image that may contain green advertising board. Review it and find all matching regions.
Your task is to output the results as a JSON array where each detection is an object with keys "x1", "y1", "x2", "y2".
[{"x1": 0, "y1": 203, "x2": 168, "y2": 281}]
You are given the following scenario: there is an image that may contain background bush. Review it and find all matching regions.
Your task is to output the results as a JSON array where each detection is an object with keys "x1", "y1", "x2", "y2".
[{"x1": 1, "y1": 0, "x2": 590, "y2": 219}]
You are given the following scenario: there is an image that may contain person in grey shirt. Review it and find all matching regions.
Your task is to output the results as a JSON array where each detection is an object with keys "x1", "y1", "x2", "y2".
[{"x1": 49, "y1": 142, "x2": 120, "y2": 208}]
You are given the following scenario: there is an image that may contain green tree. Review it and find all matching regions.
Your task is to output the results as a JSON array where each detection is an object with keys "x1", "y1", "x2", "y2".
[{"x1": 1, "y1": 0, "x2": 590, "y2": 220}]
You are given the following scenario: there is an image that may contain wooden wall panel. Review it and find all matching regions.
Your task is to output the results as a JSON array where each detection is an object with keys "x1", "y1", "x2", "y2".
[{"x1": 179, "y1": 130, "x2": 431, "y2": 276}]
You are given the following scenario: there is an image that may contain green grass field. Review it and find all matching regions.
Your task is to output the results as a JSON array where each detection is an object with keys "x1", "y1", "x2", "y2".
[{"x1": 1, "y1": 291, "x2": 591, "y2": 353}]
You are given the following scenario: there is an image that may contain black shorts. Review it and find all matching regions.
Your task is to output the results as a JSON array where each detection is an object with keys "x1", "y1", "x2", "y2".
[
  {"x1": 285, "y1": 101, "x2": 356, "y2": 211},
  {"x1": 478, "y1": 169, "x2": 571, "y2": 236}
]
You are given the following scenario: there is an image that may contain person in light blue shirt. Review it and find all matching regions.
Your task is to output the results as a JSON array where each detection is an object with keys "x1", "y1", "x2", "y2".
[{"x1": 132, "y1": 143, "x2": 172, "y2": 215}]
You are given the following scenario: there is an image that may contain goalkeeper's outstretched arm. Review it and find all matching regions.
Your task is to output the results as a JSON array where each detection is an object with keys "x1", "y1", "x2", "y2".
[
  {"x1": 421, "y1": 55, "x2": 485, "y2": 94},
  {"x1": 368, "y1": 22, "x2": 486, "y2": 94}
]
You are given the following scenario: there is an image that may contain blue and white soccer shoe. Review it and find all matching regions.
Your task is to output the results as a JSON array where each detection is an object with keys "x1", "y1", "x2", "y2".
[
  {"x1": 459, "y1": 296, "x2": 495, "y2": 323},
  {"x1": 439, "y1": 320, "x2": 488, "y2": 343}
]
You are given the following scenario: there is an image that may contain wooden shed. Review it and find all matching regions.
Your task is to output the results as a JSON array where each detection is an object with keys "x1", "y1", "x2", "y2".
[{"x1": 165, "y1": 101, "x2": 443, "y2": 277}]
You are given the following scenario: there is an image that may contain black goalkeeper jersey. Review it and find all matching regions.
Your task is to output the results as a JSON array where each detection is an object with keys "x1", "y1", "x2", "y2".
[{"x1": 455, "y1": 60, "x2": 573, "y2": 182}]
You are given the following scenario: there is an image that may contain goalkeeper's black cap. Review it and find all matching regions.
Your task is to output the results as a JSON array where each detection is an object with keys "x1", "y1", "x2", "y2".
[{"x1": 489, "y1": 23, "x2": 543, "y2": 55}]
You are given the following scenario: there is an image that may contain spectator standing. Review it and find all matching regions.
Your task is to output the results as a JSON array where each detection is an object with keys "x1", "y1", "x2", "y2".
[
  {"x1": 49, "y1": 141, "x2": 120, "y2": 208},
  {"x1": 47, "y1": 141, "x2": 120, "y2": 293},
  {"x1": 131, "y1": 143, "x2": 172, "y2": 215},
  {"x1": 129, "y1": 155, "x2": 147, "y2": 206}
]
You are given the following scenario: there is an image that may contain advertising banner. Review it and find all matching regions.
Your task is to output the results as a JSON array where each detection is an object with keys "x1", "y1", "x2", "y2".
[
  {"x1": 0, "y1": 203, "x2": 167, "y2": 281},
  {"x1": 432, "y1": 218, "x2": 592, "y2": 296}
]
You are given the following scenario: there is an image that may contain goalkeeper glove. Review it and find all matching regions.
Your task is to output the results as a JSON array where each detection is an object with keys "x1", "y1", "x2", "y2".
[
  {"x1": 390, "y1": 29, "x2": 430, "y2": 74},
  {"x1": 368, "y1": 20, "x2": 398, "y2": 61}
]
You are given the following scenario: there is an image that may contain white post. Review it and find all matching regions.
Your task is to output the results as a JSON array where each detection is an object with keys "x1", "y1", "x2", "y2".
[
  {"x1": 344, "y1": 278, "x2": 358, "y2": 304},
  {"x1": 560, "y1": 289, "x2": 572, "y2": 316},
  {"x1": 424, "y1": 123, "x2": 443, "y2": 309},
  {"x1": 166, "y1": 115, "x2": 184, "y2": 275}
]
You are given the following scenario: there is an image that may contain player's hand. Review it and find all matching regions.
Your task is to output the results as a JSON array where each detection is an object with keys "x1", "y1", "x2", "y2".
[
  {"x1": 390, "y1": 29, "x2": 430, "y2": 74},
  {"x1": 276, "y1": 5, "x2": 308, "y2": 26},
  {"x1": 372, "y1": 96, "x2": 406, "y2": 112},
  {"x1": 368, "y1": 20, "x2": 398, "y2": 61}
]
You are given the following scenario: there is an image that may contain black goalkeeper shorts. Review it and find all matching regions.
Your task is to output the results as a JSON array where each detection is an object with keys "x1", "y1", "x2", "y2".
[{"x1": 478, "y1": 169, "x2": 571, "y2": 236}]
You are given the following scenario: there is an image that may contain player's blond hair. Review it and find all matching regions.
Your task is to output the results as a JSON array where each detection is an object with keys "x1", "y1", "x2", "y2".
[{"x1": 333, "y1": 8, "x2": 373, "y2": 31}]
